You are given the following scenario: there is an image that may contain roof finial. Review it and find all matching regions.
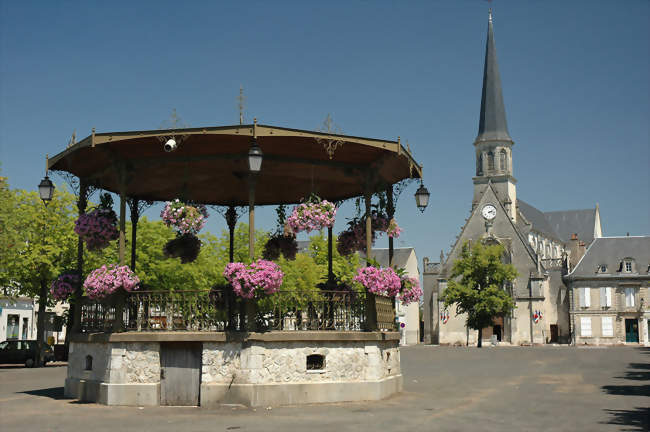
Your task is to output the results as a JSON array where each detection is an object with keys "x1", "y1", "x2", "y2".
[{"x1": 489, "y1": 8, "x2": 492, "y2": 23}]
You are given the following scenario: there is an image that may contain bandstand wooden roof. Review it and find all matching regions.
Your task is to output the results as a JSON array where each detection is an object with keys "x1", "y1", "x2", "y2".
[{"x1": 48, "y1": 123, "x2": 423, "y2": 205}]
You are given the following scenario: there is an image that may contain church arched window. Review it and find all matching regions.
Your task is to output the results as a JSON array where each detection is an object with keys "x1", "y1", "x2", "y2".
[
  {"x1": 500, "y1": 149, "x2": 507, "y2": 171},
  {"x1": 477, "y1": 153, "x2": 483, "y2": 175},
  {"x1": 487, "y1": 151, "x2": 494, "y2": 171}
]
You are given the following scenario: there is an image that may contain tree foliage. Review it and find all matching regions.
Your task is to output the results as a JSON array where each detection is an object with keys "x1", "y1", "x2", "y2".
[{"x1": 442, "y1": 241, "x2": 517, "y2": 346}]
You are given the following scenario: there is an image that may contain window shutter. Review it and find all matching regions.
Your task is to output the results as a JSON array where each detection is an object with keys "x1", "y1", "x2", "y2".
[
  {"x1": 625, "y1": 288, "x2": 635, "y2": 307},
  {"x1": 600, "y1": 288, "x2": 606, "y2": 307},
  {"x1": 578, "y1": 288, "x2": 585, "y2": 307},
  {"x1": 601, "y1": 317, "x2": 613, "y2": 337},
  {"x1": 580, "y1": 317, "x2": 592, "y2": 337},
  {"x1": 605, "y1": 287, "x2": 612, "y2": 307},
  {"x1": 584, "y1": 288, "x2": 591, "y2": 307}
]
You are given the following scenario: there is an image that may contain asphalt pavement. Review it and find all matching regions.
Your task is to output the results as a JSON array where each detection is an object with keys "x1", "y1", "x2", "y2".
[{"x1": 0, "y1": 346, "x2": 647, "y2": 432}]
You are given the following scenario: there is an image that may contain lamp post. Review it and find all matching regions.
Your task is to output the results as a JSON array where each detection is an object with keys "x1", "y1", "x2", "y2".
[
  {"x1": 247, "y1": 130, "x2": 263, "y2": 260},
  {"x1": 414, "y1": 182, "x2": 430, "y2": 213},
  {"x1": 38, "y1": 176, "x2": 55, "y2": 206}
]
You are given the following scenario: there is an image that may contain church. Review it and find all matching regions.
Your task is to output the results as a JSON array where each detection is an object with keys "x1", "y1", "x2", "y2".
[{"x1": 422, "y1": 10, "x2": 602, "y2": 346}]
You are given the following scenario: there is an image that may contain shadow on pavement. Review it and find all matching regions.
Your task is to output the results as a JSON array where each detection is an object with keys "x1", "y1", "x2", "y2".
[
  {"x1": 601, "y1": 349, "x2": 650, "y2": 431},
  {"x1": 21, "y1": 387, "x2": 65, "y2": 400},
  {"x1": 602, "y1": 408, "x2": 650, "y2": 432}
]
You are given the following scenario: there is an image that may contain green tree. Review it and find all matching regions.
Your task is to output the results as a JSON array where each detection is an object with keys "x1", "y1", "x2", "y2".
[
  {"x1": 306, "y1": 231, "x2": 360, "y2": 288},
  {"x1": 5, "y1": 185, "x2": 78, "y2": 365},
  {"x1": 442, "y1": 241, "x2": 517, "y2": 347}
]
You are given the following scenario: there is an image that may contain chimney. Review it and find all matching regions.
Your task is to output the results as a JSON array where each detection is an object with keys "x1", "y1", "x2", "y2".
[
  {"x1": 578, "y1": 241, "x2": 587, "y2": 260},
  {"x1": 569, "y1": 233, "x2": 581, "y2": 268}
]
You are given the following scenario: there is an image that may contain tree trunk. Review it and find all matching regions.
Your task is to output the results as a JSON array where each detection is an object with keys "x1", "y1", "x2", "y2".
[
  {"x1": 477, "y1": 327, "x2": 483, "y2": 348},
  {"x1": 36, "y1": 279, "x2": 48, "y2": 367}
]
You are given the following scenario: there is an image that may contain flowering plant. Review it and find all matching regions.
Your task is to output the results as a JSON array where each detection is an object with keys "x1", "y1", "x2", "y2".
[
  {"x1": 399, "y1": 276, "x2": 422, "y2": 305},
  {"x1": 386, "y1": 218, "x2": 402, "y2": 239},
  {"x1": 263, "y1": 233, "x2": 298, "y2": 261},
  {"x1": 161, "y1": 199, "x2": 208, "y2": 235},
  {"x1": 74, "y1": 193, "x2": 119, "y2": 251},
  {"x1": 336, "y1": 212, "x2": 402, "y2": 256},
  {"x1": 50, "y1": 272, "x2": 80, "y2": 301},
  {"x1": 286, "y1": 196, "x2": 336, "y2": 233},
  {"x1": 223, "y1": 260, "x2": 284, "y2": 299},
  {"x1": 353, "y1": 266, "x2": 401, "y2": 297},
  {"x1": 83, "y1": 264, "x2": 140, "y2": 300}
]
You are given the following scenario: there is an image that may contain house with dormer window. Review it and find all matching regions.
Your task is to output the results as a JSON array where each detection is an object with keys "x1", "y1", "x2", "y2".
[{"x1": 563, "y1": 236, "x2": 650, "y2": 346}]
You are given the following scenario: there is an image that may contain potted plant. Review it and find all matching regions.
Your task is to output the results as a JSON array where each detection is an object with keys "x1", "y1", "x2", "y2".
[
  {"x1": 50, "y1": 271, "x2": 80, "y2": 302},
  {"x1": 161, "y1": 199, "x2": 209, "y2": 263},
  {"x1": 263, "y1": 204, "x2": 298, "y2": 261},
  {"x1": 286, "y1": 195, "x2": 336, "y2": 234},
  {"x1": 83, "y1": 264, "x2": 140, "y2": 300},
  {"x1": 74, "y1": 193, "x2": 119, "y2": 251}
]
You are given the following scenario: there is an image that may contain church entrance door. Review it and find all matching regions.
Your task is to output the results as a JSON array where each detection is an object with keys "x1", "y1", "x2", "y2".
[{"x1": 550, "y1": 325, "x2": 559, "y2": 343}]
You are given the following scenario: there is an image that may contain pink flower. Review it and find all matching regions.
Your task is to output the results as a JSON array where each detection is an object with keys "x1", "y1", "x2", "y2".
[
  {"x1": 354, "y1": 266, "x2": 401, "y2": 297},
  {"x1": 83, "y1": 264, "x2": 140, "y2": 299},
  {"x1": 399, "y1": 277, "x2": 422, "y2": 305},
  {"x1": 161, "y1": 200, "x2": 208, "y2": 235},
  {"x1": 223, "y1": 260, "x2": 284, "y2": 299}
]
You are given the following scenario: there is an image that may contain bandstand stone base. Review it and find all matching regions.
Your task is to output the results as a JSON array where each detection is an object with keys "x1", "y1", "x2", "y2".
[{"x1": 65, "y1": 331, "x2": 402, "y2": 407}]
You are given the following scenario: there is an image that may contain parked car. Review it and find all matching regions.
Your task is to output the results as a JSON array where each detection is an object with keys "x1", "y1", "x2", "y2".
[{"x1": 0, "y1": 340, "x2": 55, "y2": 367}]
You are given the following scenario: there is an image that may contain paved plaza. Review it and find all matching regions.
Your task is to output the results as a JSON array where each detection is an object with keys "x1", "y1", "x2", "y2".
[{"x1": 0, "y1": 346, "x2": 647, "y2": 432}]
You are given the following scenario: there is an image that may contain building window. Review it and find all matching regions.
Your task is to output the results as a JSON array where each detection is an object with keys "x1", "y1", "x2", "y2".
[
  {"x1": 625, "y1": 261, "x2": 633, "y2": 272},
  {"x1": 600, "y1": 287, "x2": 612, "y2": 308},
  {"x1": 477, "y1": 153, "x2": 483, "y2": 175},
  {"x1": 599, "y1": 265, "x2": 608, "y2": 273},
  {"x1": 85, "y1": 355, "x2": 93, "y2": 371},
  {"x1": 601, "y1": 317, "x2": 614, "y2": 337},
  {"x1": 487, "y1": 151, "x2": 494, "y2": 171},
  {"x1": 579, "y1": 287, "x2": 591, "y2": 308},
  {"x1": 500, "y1": 149, "x2": 507, "y2": 171},
  {"x1": 625, "y1": 287, "x2": 636, "y2": 307},
  {"x1": 580, "y1": 317, "x2": 592, "y2": 337}
]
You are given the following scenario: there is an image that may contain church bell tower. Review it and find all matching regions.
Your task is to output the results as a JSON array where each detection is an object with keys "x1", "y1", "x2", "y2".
[{"x1": 472, "y1": 9, "x2": 517, "y2": 222}]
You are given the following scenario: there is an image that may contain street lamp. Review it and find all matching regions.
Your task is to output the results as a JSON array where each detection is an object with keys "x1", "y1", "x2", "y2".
[
  {"x1": 414, "y1": 182, "x2": 430, "y2": 213},
  {"x1": 38, "y1": 175, "x2": 55, "y2": 206},
  {"x1": 248, "y1": 138, "x2": 263, "y2": 173}
]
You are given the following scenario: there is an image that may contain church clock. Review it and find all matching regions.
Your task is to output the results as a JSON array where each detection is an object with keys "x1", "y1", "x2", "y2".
[{"x1": 481, "y1": 204, "x2": 497, "y2": 220}]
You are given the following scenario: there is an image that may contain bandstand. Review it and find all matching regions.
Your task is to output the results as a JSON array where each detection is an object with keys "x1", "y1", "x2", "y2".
[{"x1": 42, "y1": 121, "x2": 428, "y2": 407}]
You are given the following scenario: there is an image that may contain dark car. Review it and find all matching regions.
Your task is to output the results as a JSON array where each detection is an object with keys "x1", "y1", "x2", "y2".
[{"x1": 0, "y1": 340, "x2": 55, "y2": 367}]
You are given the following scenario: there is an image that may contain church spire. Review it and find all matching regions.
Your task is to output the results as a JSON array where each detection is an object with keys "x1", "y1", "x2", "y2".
[{"x1": 476, "y1": 9, "x2": 512, "y2": 144}]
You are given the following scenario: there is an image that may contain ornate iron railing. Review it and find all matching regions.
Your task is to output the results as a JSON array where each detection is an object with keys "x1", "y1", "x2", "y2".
[{"x1": 78, "y1": 289, "x2": 376, "y2": 333}]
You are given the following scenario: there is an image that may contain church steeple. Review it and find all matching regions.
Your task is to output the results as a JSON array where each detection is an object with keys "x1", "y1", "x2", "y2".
[
  {"x1": 472, "y1": 9, "x2": 517, "y2": 222},
  {"x1": 476, "y1": 9, "x2": 512, "y2": 144}
]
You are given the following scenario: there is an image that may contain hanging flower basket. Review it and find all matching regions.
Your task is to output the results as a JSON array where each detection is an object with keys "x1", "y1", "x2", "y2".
[
  {"x1": 74, "y1": 193, "x2": 118, "y2": 251},
  {"x1": 286, "y1": 196, "x2": 336, "y2": 233},
  {"x1": 223, "y1": 260, "x2": 284, "y2": 299},
  {"x1": 161, "y1": 199, "x2": 209, "y2": 235},
  {"x1": 399, "y1": 276, "x2": 422, "y2": 305},
  {"x1": 50, "y1": 272, "x2": 80, "y2": 301},
  {"x1": 262, "y1": 233, "x2": 298, "y2": 261},
  {"x1": 336, "y1": 212, "x2": 402, "y2": 256},
  {"x1": 163, "y1": 233, "x2": 202, "y2": 264},
  {"x1": 83, "y1": 264, "x2": 140, "y2": 300},
  {"x1": 353, "y1": 266, "x2": 401, "y2": 297}
]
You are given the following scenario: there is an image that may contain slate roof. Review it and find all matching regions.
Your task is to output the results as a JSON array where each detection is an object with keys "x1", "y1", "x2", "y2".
[
  {"x1": 475, "y1": 10, "x2": 513, "y2": 144},
  {"x1": 517, "y1": 200, "x2": 562, "y2": 242},
  {"x1": 518, "y1": 199, "x2": 598, "y2": 245},
  {"x1": 544, "y1": 208, "x2": 597, "y2": 245},
  {"x1": 567, "y1": 236, "x2": 650, "y2": 278}
]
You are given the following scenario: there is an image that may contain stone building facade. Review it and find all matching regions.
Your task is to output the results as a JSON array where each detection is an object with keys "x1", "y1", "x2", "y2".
[
  {"x1": 564, "y1": 236, "x2": 650, "y2": 346},
  {"x1": 422, "y1": 11, "x2": 603, "y2": 346}
]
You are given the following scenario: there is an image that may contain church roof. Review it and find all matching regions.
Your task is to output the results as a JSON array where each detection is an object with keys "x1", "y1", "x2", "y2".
[
  {"x1": 567, "y1": 236, "x2": 650, "y2": 278},
  {"x1": 517, "y1": 199, "x2": 562, "y2": 242},
  {"x1": 544, "y1": 208, "x2": 598, "y2": 245},
  {"x1": 518, "y1": 199, "x2": 599, "y2": 245},
  {"x1": 475, "y1": 9, "x2": 513, "y2": 144}
]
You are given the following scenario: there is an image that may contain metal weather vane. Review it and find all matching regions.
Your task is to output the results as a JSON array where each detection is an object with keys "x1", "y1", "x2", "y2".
[
  {"x1": 237, "y1": 85, "x2": 246, "y2": 125},
  {"x1": 315, "y1": 114, "x2": 344, "y2": 159},
  {"x1": 157, "y1": 108, "x2": 190, "y2": 148}
]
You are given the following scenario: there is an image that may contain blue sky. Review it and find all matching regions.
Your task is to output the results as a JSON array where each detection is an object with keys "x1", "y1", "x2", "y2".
[{"x1": 1, "y1": 0, "x2": 648, "y2": 266}]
